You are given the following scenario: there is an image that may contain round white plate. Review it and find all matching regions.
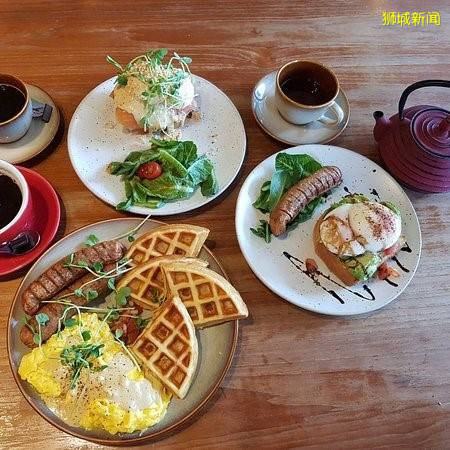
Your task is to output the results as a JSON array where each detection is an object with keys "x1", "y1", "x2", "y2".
[
  {"x1": 0, "y1": 85, "x2": 60, "y2": 163},
  {"x1": 236, "y1": 145, "x2": 421, "y2": 316},
  {"x1": 68, "y1": 76, "x2": 246, "y2": 215},
  {"x1": 252, "y1": 71, "x2": 349, "y2": 145},
  {"x1": 8, "y1": 218, "x2": 237, "y2": 444}
]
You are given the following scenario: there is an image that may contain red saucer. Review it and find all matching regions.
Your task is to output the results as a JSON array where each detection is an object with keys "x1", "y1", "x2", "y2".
[{"x1": 0, "y1": 167, "x2": 60, "y2": 277}]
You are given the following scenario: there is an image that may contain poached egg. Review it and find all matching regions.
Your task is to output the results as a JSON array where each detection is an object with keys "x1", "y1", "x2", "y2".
[{"x1": 319, "y1": 201, "x2": 401, "y2": 257}]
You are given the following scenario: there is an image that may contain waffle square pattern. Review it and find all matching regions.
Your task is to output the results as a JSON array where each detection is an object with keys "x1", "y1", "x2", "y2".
[
  {"x1": 126, "y1": 224, "x2": 209, "y2": 265},
  {"x1": 117, "y1": 256, "x2": 208, "y2": 310},
  {"x1": 132, "y1": 296, "x2": 198, "y2": 399},
  {"x1": 162, "y1": 262, "x2": 249, "y2": 328}
]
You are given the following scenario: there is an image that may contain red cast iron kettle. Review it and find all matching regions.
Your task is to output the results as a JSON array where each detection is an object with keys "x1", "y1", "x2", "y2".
[{"x1": 373, "y1": 80, "x2": 450, "y2": 193}]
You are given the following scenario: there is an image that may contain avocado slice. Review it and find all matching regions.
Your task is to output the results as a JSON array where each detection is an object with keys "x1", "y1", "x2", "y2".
[{"x1": 343, "y1": 252, "x2": 381, "y2": 281}]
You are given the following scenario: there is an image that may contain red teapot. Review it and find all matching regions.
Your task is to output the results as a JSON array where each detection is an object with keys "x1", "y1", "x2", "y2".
[{"x1": 373, "y1": 80, "x2": 450, "y2": 193}]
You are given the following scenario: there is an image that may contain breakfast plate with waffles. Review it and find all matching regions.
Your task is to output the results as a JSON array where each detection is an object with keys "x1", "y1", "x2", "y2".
[
  {"x1": 8, "y1": 218, "x2": 248, "y2": 444},
  {"x1": 236, "y1": 144, "x2": 422, "y2": 316}
]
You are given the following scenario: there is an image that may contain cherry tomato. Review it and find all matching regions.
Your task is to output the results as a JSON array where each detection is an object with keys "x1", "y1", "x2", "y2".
[{"x1": 138, "y1": 162, "x2": 162, "y2": 180}]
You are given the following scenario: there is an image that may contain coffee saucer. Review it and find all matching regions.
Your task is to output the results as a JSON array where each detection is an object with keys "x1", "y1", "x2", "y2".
[
  {"x1": 252, "y1": 71, "x2": 350, "y2": 145},
  {"x1": 0, "y1": 167, "x2": 60, "y2": 277},
  {"x1": 0, "y1": 85, "x2": 60, "y2": 164}
]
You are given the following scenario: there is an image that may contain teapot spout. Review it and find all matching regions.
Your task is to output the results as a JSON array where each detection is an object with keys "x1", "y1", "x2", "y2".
[{"x1": 373, "y1": 111, "x2": 390, "y2": 142}]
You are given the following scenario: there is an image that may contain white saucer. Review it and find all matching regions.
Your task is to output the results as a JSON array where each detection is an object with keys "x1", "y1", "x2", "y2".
[
  {"x1": 252, "y1": 71, "x2": 350, "y2": 145},
  {"x1": 0, "y1": 84, "x2": 60, "y2": 163}
]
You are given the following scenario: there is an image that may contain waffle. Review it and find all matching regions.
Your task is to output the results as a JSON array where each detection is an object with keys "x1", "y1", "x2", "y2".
[
  {"x1": 127, "y1": 224, "x2": 209, "y2": 265},
  {"x1": 117, "y1": 256, "x2": 208, "y2": 310},
  {"x1": 161, "y1": 262, "x2": 248, "y2": 328},
  {"x1": 132, "y1": 296, "x2": 198, "y2": 399}
]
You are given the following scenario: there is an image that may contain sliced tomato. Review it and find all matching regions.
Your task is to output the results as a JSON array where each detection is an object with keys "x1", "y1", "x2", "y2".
[
  {"x1": 383, "y1": 242, "x2": 401, "y2": 258},
  {"x1": 378, "y1": 263, "x2": 400, "y2": 280},
  {"x1": 138, "y1": 161, "x2": 162, "y2": 180}
]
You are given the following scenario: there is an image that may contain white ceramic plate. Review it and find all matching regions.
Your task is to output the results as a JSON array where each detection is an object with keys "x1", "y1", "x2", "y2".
[
  {"x1": 68, "y1": 76, "x2": 246, "y2": 215},
  {"x1": 236, "y1": 145, "x2": 421, "y2": 316},
  {"x1": 8, "y1": 218, "x2": 237, "y2": 444}
]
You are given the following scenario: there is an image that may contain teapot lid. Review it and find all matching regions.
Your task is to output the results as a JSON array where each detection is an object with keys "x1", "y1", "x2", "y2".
[{"x1": 411, "y1": 107, "x2": 450, "y2": 158}]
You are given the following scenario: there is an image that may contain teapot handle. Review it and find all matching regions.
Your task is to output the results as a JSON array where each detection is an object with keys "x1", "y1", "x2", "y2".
[{"x1": 399, "y1": 79, "x2": 450, "y2": 120}]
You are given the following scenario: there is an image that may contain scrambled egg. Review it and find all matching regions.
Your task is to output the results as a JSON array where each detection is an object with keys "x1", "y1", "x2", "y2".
[{"x1": 19, "y1": 313, "x2": 170, "y2": 434}]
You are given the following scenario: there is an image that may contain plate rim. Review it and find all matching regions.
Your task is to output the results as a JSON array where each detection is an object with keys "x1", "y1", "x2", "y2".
[
  {"x1": 235, "y1": 143, "x2": 422, "y2": 316},
  {"x1": 7, "y1": 217, "x2": 238, "y2": 444},
  {"x1": 67, "y1": 75, "x2": 247, "y2": 216},
  {"x1": 251, "y1": 71, "x2": 350, "y2": 146}
]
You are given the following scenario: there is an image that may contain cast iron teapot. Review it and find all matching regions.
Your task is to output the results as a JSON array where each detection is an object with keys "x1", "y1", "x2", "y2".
[{"x1": 373, "y1": 80, "x2": 450, "y2": 193}]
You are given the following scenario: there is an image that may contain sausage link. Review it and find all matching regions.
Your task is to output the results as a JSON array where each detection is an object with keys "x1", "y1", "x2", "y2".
[
  {"x1": 22, "y1": 240, "x2": 125, "y2": 316},
  {"x1": 20, "y1": 264, "x2": 115, "y2": 348},
  {"x1": 269, "y1": 166, "x2": 342, "y2": 236}
]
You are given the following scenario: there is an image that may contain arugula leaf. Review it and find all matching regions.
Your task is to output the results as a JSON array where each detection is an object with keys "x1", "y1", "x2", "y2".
[
  {"x1": 187, "y1": 156, "x2": 214, "y2": 185},
  {"x1": 250, "y1": 220, "x2": 271, "y2": 243},
  {"x1": 151, "y1": 139, "x2": 198, "y2": 168},
  {"x1": 201, "y1": 167, "x2": 219, "y2": 196},
  {"x1": 158, "y1": 149, "x2": 188, "y2": 177},
  {"x1": 141, "y1": 173, "x2": 194, "y2": 200}
]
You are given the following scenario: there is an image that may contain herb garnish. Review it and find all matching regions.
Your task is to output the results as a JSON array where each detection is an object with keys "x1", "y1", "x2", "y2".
[
  {"x1": 106, "y1": 49, "x2": 193, "y2": 133},
  {"x1": 250, "y1": 220, "x2": 271, "y2": 243},
  {"x1": 60, "y1": 341, "x2": 105, "y2": 389}
]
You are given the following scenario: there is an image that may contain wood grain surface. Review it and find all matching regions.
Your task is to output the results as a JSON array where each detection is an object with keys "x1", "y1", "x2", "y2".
[{"x1": 1, "y1": 1, "x2": 449, "y2": 448}]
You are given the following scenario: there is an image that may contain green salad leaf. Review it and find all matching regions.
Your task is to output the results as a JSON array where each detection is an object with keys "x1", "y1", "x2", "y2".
[
  {"x1": 251, "y1": 153, "x2": 326, "y2": 242},
  {"x1": 108, "y1": 139, "x2": 218, "y2": 210}
]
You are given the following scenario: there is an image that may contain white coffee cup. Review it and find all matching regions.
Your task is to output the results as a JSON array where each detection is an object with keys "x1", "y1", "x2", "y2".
[
  {"x1": 274, "y1": 60, "x2": 344, "y2": 126},
  {"x1": 0, "y1": 74, "x2": 33, "y2": 143}
]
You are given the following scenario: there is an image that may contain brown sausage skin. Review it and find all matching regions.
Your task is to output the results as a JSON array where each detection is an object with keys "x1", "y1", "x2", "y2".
[
  {"x1": 20, "y1": 264, "x2": 115, "y2": 348},
  {"x1": 269, "y1": 166, "x2": 342, "y2": 236},
  {"x1": 22, "y1": 241, "x2": 125, "y2": 316}
]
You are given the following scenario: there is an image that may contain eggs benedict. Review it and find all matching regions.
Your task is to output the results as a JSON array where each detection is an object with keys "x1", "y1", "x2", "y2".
[
  {"x1": 314, "y1": 194, "x2": 403, "y2": 285},
  {"x1": 107, "y1": 49, "x2": 198, "y2": 138}
]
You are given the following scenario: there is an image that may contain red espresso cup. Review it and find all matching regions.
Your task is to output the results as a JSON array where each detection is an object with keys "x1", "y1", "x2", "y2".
[{"x1": 0, "y1": 160, "x2": 34, "y2": 243}]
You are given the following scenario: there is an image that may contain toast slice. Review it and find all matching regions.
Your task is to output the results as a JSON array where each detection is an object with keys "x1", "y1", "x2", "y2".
[
  {"x1": 132, "y1": 296, "x2": 198, "y2": 399},
  {"x1": 127, "y1": 224, "x2": 209, "y2": 265},
  {"x1": 161, "y1": 262, "x2": 248, "y2": 328},
  {"x1": 313, "y1": 214, "x2": 358, "y2": 286}
]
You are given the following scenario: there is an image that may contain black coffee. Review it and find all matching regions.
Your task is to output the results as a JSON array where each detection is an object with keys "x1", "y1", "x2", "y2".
[
  {"x1": 281, "y1": 72, "x2": 330, "y2": 106},
  {"x1": 0, "y1": 84, "x2": 26, "y2": 122},
  {"x1": 0, "y1": 174, "x2": 22, "y2": 229}
]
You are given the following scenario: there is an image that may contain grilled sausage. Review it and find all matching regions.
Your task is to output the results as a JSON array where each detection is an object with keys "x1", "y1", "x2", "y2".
[
  {"x1": 20, "y1": 264, "x2": 115, "y2": 348},
  {"x1": 21, "y1": 240, "x2": 125, "y2": 316},
  {"x1": 269, "y1": 166, "x2": 342, "y2": 236}
]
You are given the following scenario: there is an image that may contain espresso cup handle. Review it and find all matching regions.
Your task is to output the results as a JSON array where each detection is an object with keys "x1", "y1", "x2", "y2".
[{"x1": 318, "y1": 101, "x2": 344, "y2": 127}]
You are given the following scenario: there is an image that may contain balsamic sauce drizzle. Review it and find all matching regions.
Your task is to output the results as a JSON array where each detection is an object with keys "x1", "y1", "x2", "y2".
[
  {"x1": 283, "y1": 252, "x2": 376, "y2": 304},
  {"x1": 369, "y1": 188, "x2": 380, "y2": 200},
  {"x1": 392, "y1": 256, "x2": 410, "y2": 273},
  {"x1": 385, "y1": 278, "x2": 398, "y2": 287},
  {"x1": 401, "y1": 242, "x2": 412, "y2": 253}
]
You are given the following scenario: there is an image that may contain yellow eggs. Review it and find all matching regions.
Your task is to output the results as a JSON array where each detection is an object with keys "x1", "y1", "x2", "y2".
[{"x1": 19, "y1": 313, "x2": 170, "y2": 434}]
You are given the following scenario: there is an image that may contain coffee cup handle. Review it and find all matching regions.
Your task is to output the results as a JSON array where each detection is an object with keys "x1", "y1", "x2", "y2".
[
  {"x1": 318, "y1": 101, "x2": 344, "y2": 127},
  {"x1": 32, "y1": 100, "x2": 53, "y2": 123}
]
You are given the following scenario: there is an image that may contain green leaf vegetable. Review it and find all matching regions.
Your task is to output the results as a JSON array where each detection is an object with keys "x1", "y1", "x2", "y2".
[
  {"x1": 251, "y1": 153, "x2": 326, "y2": 242},
  {"x1": 84, "y1": 234, "x2": 99, "y2": 247},
  {"x1": 108, "y1": 139, "x2": 218, "y2": 210}
]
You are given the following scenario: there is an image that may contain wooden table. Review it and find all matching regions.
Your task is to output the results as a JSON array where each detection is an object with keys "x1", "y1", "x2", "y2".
[{"x1": 1, "y1": 1, "x2": 449, "y2": 448}]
